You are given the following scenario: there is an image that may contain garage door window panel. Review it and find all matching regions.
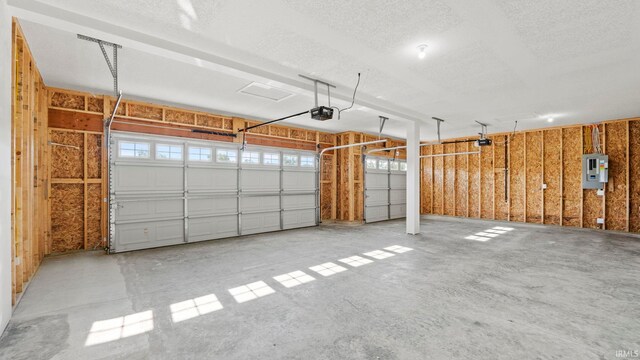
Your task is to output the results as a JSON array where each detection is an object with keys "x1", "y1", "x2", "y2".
[
  {"x1": 119, "y1": 141, "x2": 150, "y2": 159},
  {"x1": 242, "y1": 151, "x2": 260, "y2": 164},
  {"x1": 216, "y1": 149, "x2": 238, "y2": 163},
  {"x1": 263, "y1": 153, "x2": 280, "y2": 166},
  {"x1": 189, "y1": 147, "x2": 212, "y2": 162},
  {"x1": 283, "y1": 154, "x2": 298, "y2": 167},
  {"x1": 157, "y1": 144, "x2": 183, "y2": 160}
]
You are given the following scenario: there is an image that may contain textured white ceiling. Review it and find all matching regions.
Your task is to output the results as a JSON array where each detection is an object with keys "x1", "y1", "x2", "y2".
[{"x1": 11, "y1": 0, "x2": 640, "y2": 140}]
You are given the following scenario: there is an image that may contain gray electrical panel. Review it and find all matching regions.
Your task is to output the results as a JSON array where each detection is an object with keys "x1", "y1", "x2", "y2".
[{"x1": 582, "y1": 154, "x2": 608, "y2": 189}]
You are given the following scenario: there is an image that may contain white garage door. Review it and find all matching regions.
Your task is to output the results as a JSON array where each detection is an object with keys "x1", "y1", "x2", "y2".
[
  {"x1": 109, "y1": 132, "x2": 318, "y2": 253},
  {"x1": 364, "y1": 156, "x2": 407, "y2": 223}
]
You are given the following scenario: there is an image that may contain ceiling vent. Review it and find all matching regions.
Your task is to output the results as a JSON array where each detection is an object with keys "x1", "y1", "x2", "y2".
[{"x1": 238, "y1": 82, "x2": 294, "y2": 102}]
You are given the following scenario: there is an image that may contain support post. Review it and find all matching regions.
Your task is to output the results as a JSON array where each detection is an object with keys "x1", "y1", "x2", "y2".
[{"x1": 406, "y1": 121, "x2": 420, "y2": 234}]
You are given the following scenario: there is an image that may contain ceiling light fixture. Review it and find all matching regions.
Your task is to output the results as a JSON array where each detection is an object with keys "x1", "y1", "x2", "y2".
[
  {"x1": 417, "y1": 44, "x2": 428, "y2": 59},
  {"x1": 547, "y1": 118, "x2": 554, "y2": 123}
]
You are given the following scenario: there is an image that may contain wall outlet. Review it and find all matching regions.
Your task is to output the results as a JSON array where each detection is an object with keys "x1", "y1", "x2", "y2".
[
  {"x1": 596, "y1": 218, "x2": 605, "y2": 224},
  {"x1": 597, "y1": 189, "x2": 604, "y2": 196},
  {"x1": 15, "y1": 256, "x2": 21, "y2": 265},
  {"x1": 541, "y1": 183, "x2": 547, "y2": 190}
]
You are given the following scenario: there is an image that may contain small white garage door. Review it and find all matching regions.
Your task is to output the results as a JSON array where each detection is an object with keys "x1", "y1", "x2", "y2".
[
  {"x1": 364, "y1": 156, "x2": 407, "y2": 223},
  {"x1": 109, "y1": 132, "x2": 318, "y2": 253}
]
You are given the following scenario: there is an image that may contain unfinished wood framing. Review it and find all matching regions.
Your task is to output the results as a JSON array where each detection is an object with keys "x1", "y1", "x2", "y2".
[
  {"x1": 433, "y1": 144, "x2": 444, "y2": 215},
  {"x1": 543, "y1": 129, "x2": 562, "y2": 225},
  {"x1": 46, "y1": 86, "x2": 341, "y2": 252},
  {"x1": 420, "y1": 145, "x2": 433, "y2": 214},
  {"x1": 455, "y1": 142, "x2": 468, "y2": 217},
  {"x1": 444, "y1": 143, "x2": 456, "y2": 216},
  {"x1": 561, "y1": 127, "x2": 581, "y2": 227},
  {"x1": 14, "y1": 19, "x2": 640, "y2": 279},
  {"x1": 479, "y1": 139, "x2": 493, "y2": 219},
  {"x1": 629, "y1": 120, "x2": 640, "y2": 232},
  {"x1": 333, "y1": 132, "x2": 406, "y2": 222},
  {"x1": 468, "y1": 143, "x2": 480, "y2": 218},
  {"x1": 11, "y1": 20, "x2": 48, "y2": 305},
  {"x1": 419, "y1": 119, "x2": 640, "y2": 234},
  {"x1": 604, "y1": 121, "x2": 628, "y2": 231},
  {"x1": 494, "y1": 136, "x2": 508, "y2": 221},
  {"x1": 582, "y1": 124, "x2": 604, "y2": 229},
  {"x1": 509, "y1": 133, "x2": 525, "y2": 222},
  {"x1": 525, "y1": 131, "x2": 543, "y2": 223}
]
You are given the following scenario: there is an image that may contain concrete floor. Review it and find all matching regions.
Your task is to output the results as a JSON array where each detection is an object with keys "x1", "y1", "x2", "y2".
[{"x1": 1, "y1": 216, "x2": 639, "y2": 360}]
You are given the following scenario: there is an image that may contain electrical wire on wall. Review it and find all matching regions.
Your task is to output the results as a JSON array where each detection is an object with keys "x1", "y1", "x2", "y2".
[
  {"x1": 584, "y1": 124, "x2": 603, "y2": 154},
  {"x1": 585, "y1": 125, "x2": 593, "y2": 153},
  {"x1": 492, "y1": 120, "x2": 519, "y2": 145},
  {"x1": 592, "y1": 124, "x2": 602, "y2": 154}
]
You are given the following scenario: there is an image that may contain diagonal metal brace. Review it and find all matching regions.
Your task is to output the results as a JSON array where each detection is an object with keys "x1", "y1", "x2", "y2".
[
  {"x1": 78, "y1": 34, "x2": 122, "y2": 96},
  {"x1": 378, "y1": 116, "x2": 388, "y2": 138},
  {"x1": 98, "y1": 42, "x2": 117, "y2": 78}
]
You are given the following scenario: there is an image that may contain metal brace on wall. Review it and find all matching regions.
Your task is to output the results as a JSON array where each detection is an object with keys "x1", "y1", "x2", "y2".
[
  {"x1": 378, "y1": 116, "x2": 388, "y2": 139},
  {"x1": 77, "y1": 34, "x2": 122, "y2": 96},
  {"x1": 432, "y1": 117, "x2": 445, "y2": 144},
  {"x1": 475, "y1": 120, "x2": 488, "y2": 139}
]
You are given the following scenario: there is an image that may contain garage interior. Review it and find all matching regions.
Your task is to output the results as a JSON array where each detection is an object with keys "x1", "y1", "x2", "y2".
[{"x1": 1, "y1": 1, "x2": 639, "y2": 359}]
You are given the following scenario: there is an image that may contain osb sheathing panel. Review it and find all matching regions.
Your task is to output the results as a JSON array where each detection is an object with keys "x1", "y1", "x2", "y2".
[
  {"x1": 562, "y1": 127, "x2": 581, "y2": 227},
  {"x1": 543, "y1": 129, "x2": 562, "y2": 225},
  {"x1": 197, "y1": 115, "x2": 225, "y2": 129},
  {"x1": 629, "y1": 120, "x2": 640, "y2": 232},
  {"x1": 321, "y1": 184, "x2": 332, "y2": 220},
  {"x1": 353, "y1": 155, "x2": 362, "y2": 182},
  {"x1": 335, "y1": 135, "x2": 350, "y2": 221},
  {"x1": 468, "y1": 148, "x2": 480, "y2": 218},
  {"x1": 319, "y1": 133, "x2": 334, "y2": 144},
  {"x1": 494, "y1": 136, "x2": 508, "y2": 220},
  {"x1": 509, "y1": 133, "x2": 525, "y2": 222},
  {"x1": 115, "y1": 102, "x2": 126, "y2": 116},
  {"x1": 455, "y1": 142, "x2": 467, "y2": 217},
  {"x1": 321, "y1": 154, "x2": 334, "y2": 182},
  {"x1": 270, "y1": 126, "x2": 288, "y2": 138},
  {"x1": 87, "y1": 184, "x2": 103, "y2": 250},
  {"x1": 444, "y1": 143, "x2": 456, "y2": 216},
  {"x1": 290, "y1": 129, "x2": 306, "y2": 140},
  {"x1": 247, "y1": 121, "x2": 269, "y2": 135},
  {"x1": 421, "y1": 146, "x2": 433, "y2": 214},
  {"x1": 433, "y1": 145, "x2": 444, "y2": 215},
  {"x1": 480, "y1": 141, "x2": 493, "y2": 219},
  {"x1": 354, "y1": 182, "x2": 363, "y2": 221},
  {"x1": 50, "y1": 130, "x2": 84, "y2": 178},
  {"x1": 87, "y1": 96, "x2": 103, "y2": 113},
  {"x1": 306, "y1": 131, "x2": 316, "y2": 142},
  {"x1": 582, "y1": 189, "x2": 602, "y2": 229},
  {"x1": 525, "y1": 132, "x2": 543, "y2": 223},
  {"x1": 51, "y1": 184, "x2": 84, "y2": 252},
  {"x1": 128, "y1": 104, "x2": 163, "y2": 120},
  {"x1": 165, "y1": 109, "x2": 196, "y2": 125},
  {"x1": 87, "y1": 133, "x2": 102, "y2": 179},
  {"x1": 50, "y1": 91, "x2": 84, "y2": 110},
  {"x1": 605, "y1": 121, "x2": 628, "y2": 231}
]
